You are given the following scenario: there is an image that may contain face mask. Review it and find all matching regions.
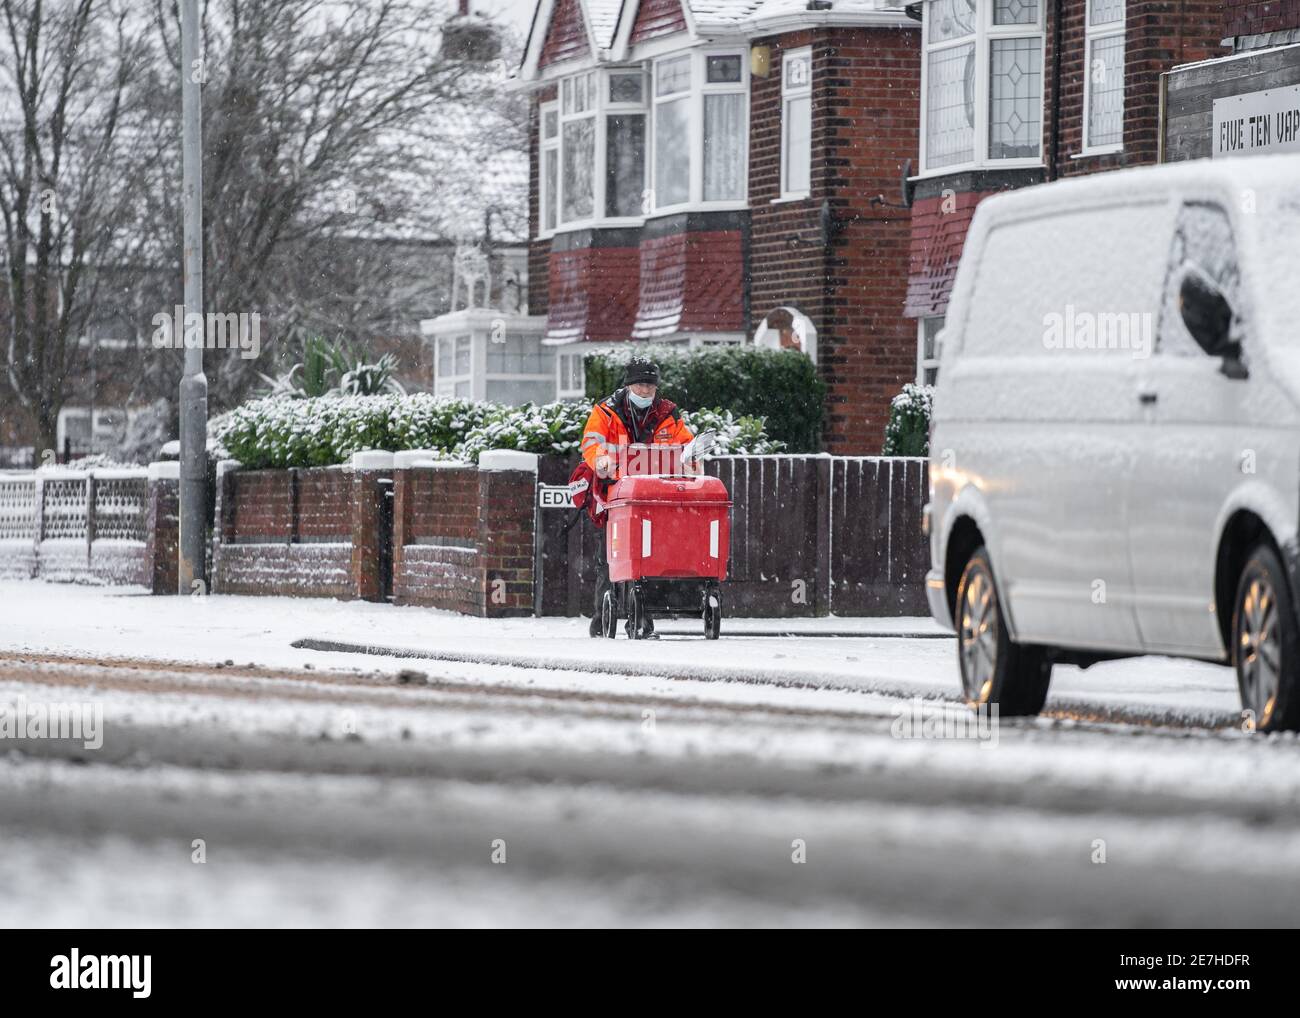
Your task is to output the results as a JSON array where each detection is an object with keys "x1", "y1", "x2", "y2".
[{"x1": 628, "y1": 390, "x2": 654, "y2": 409}]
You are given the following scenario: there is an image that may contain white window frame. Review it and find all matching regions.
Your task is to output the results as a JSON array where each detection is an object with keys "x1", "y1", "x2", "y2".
[
  {"x1": 780, "y1": 47, "x2": 812, "y2": 200},
  {"x1": 919, "y1": 0, "x2": 1046, "y2": 176},
  {"x1": 652, "y1": 54, "x2": 693, "y2": 212},
  {"x1": 556, "y1": 351, "x2": 586, "y2": 398},
  {"x1": 1081, "y1": 0, "x2": 1126, "y2": 155},
  {"x1": 649, "y1": 48, "x2": 749, "y2": 215},
  {"x1": 434, "y1": 334, "x2": 475, "y2": 398},
  {"x1": 917, "y1": 315, "x2": 944, "y2": 384},
  {"x1": 699, "y1": 51, "x2": 749, "y2": 206},
  {"x1": 56, "y1": 407, "x2": 120, "y2": 454},
  {"x1": 603, "y1": 67, "x2": 650, "y2": 220},
  {"x1": 539, "y1": 100, "x2": 559, "y2": 238},
  {"x1": 557, "y1": 70, "x2": 599, "y2": 228}
]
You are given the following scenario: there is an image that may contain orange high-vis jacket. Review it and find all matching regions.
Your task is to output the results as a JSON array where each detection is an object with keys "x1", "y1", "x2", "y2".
[{"x1": 580, "y1": 392, "x2": 693, "y2": 477}]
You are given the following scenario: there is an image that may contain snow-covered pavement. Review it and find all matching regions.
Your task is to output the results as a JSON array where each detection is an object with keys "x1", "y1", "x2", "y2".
[
  {"x1": 0, "y1": 580, "x2": 1245, "y2": 725},
  {"x1": 0, "y1": 580, "x2": 1290, "y2": 928}
]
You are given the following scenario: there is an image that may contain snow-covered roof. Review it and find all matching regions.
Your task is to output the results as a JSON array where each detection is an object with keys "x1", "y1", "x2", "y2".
[
  {"x1": 519, "y1": 0, "x2": 912, "y2": 80},
  {"x1": 690, "y1": 0, "x2": 907, "y2": 33},
  {"x1": 583, "y1": 0, "x2": 624, "y2": 50}
]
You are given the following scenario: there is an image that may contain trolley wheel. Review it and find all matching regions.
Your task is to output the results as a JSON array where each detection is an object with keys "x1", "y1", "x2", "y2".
[
  {"x1": 600, "y1": 587, "x2": 618, "y2": 639},
  {"x1": 626, "y1": 584, "x2": 645, "y2": 640},
  {"x1": 703, "y1": 585, "x2": 721, "y2": 640}
]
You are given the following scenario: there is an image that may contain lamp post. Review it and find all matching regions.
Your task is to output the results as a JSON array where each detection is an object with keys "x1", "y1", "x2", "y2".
[{"x1": 178, "y1": 0, "x2": 208, "y2": 593}]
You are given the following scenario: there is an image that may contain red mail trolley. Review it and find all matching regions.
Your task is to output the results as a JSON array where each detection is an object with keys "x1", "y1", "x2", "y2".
[{"x1": 597, "y1": 471, "x2": 732, "y2": 639}]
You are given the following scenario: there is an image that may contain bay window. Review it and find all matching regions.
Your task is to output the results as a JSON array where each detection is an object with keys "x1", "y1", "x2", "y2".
[
  {"x1": 1084, "y1": 0, "x2": 1125, "y2": 152},
  {"x1": 540, "y1": 67, "x2": 649, "y2": 233},
  {"x1": 781, "y1": 48, "x2": 812, "y2": 198},
  {"x1": 538, "y1": 51, "x2": 747, "y2": 236},
  {"x1": 921, "y1": 0, "x2": 1044, "y2": 173}
]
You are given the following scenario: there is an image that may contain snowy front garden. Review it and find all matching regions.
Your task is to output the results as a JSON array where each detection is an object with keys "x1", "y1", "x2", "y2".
[{"x1": 212, "y1": 395, "x2": 783, "y2": 470}]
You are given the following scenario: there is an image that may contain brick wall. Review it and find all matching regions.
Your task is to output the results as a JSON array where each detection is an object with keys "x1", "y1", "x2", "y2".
[
  {"x1": 392, "y1": 467, "x2": 479, "y2": 614},
  {"x1": 392, "y1": 462, "x2": 536, "y2": 618},
  {"x1": 1226, "y1": 0, "x2": 1300, "y2": 37},
  {"x1": 209, "y1": 457, "x2": 534, "y2": 614},
  {"x1": 145, "y1": 474, "x2": 179, "y2": 594},
  {"x1": 1049, "y1": 0, "x2": 1226, "y2": 178},
  {"x1": 528, "y1": 84, "x2": 555, "y2": 316},
  {"x1": 821, "y1": 26, "x2": 922, "y2": 454},
  {"x1": 214, "y1": 466, "x2": 365, "y2": 599},
  {"x1": 229, "y1": 471, "x2": 293, "y2": 543},
  {"x1": 750, "y1": 26, "x2": 921, "y2": 454}
]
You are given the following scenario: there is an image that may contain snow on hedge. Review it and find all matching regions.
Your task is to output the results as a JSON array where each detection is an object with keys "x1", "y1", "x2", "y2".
[
  {"x1": 882, "y1": 383, "x2": 934, "y2": 457},
  {"x1": 212, "y1": 394, "x2": 781, "y2": 469}
]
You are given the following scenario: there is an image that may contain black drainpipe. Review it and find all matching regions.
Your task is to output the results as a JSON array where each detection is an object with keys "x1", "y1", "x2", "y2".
[{"x1": 1048, "y1": 0, "x2": 1063, "y2": 180}]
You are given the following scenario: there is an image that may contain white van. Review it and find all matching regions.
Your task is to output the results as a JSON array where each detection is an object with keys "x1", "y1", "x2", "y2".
[{"x1": 925, "y1": 156, "x2": 1300, "y2": 731}]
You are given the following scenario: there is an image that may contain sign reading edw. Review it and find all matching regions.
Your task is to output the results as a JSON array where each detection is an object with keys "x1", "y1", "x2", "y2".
[{"x1": 1213, "y1": 85, "x2": 1300, "y2": 158}]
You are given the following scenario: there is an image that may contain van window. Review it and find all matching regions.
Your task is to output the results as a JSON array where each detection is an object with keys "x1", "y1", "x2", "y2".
[
  {"x1": 1156, "y1": 202, "x2": 1243, "y2": 358},
  {"x1": 962, "y1": 201, "x2": 1172, "y2": 359}
]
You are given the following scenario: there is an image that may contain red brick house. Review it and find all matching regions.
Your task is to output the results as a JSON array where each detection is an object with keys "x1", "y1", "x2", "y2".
[
  {"x1": 513, "y1": 0, "x2": 923, "y2": 452},
  {"x1": 903, "y1": 0, "x2": 1228, "y2": 370}
]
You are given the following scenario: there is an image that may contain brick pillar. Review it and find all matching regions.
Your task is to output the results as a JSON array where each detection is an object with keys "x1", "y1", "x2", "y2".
[
  {"x1": 391, "y1": 450, "x2": 442, "y2": 602},
  {"x1": 477, "y1": 450, "x2": 538, "y2": 618},
  {"x1": 145, "y1": 462, "x2": 181, "y2": 595},
  {"x1": 349, "y1": 451, "x2": 394, "y2": 602},
  {"x1": 210, "y1": 460, "x2": 241, "y2": 593}
]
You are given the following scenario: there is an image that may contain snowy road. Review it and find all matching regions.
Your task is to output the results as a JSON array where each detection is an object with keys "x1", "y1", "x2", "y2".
[{"x1": 0, "y1": 582, "x2": 1296, "y2": 927}]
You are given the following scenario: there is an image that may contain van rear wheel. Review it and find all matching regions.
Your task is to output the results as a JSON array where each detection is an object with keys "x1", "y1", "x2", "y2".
[
  {"x1": 1232, "y1": 544, "x2": 1300, "y2": 732},
  {"x1": 956, "y1": 547, "x2": 1052, "y2": 716}
]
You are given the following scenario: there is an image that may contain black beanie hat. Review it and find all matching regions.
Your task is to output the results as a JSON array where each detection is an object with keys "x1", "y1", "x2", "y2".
[{"x1": 623, "y1": 358, "x2": 659, "y2": 386}]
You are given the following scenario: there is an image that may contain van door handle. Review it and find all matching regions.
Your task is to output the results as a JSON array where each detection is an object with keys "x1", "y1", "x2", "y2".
[{"x1": 1138, "y1": 390, "x2": 1158, "y2": 405}]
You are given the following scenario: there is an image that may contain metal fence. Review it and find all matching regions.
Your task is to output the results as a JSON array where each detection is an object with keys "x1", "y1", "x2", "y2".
[{"x1": 0, "y1": 469, "x2": 153, "y2": 584}]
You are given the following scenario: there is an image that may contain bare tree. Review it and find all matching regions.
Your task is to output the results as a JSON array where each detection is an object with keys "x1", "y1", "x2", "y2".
[
  {"x1": 134, "y1": 0, "x2": 521, "y2": 410},
  {"x1": 0, "y1": 0, "x2": 158, "y2": 455},
  {"x1": 0, "y1": 0, "x2": 526, "y2": 456}
]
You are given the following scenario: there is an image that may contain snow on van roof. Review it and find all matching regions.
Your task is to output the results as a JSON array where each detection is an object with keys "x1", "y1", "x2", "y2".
[
  {"x1": 972, "y1": 153, "x2": 1300, "y2": 226},
  {"x1": 944, "y1": 153, "x2": 1300, "y2": 409}
]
